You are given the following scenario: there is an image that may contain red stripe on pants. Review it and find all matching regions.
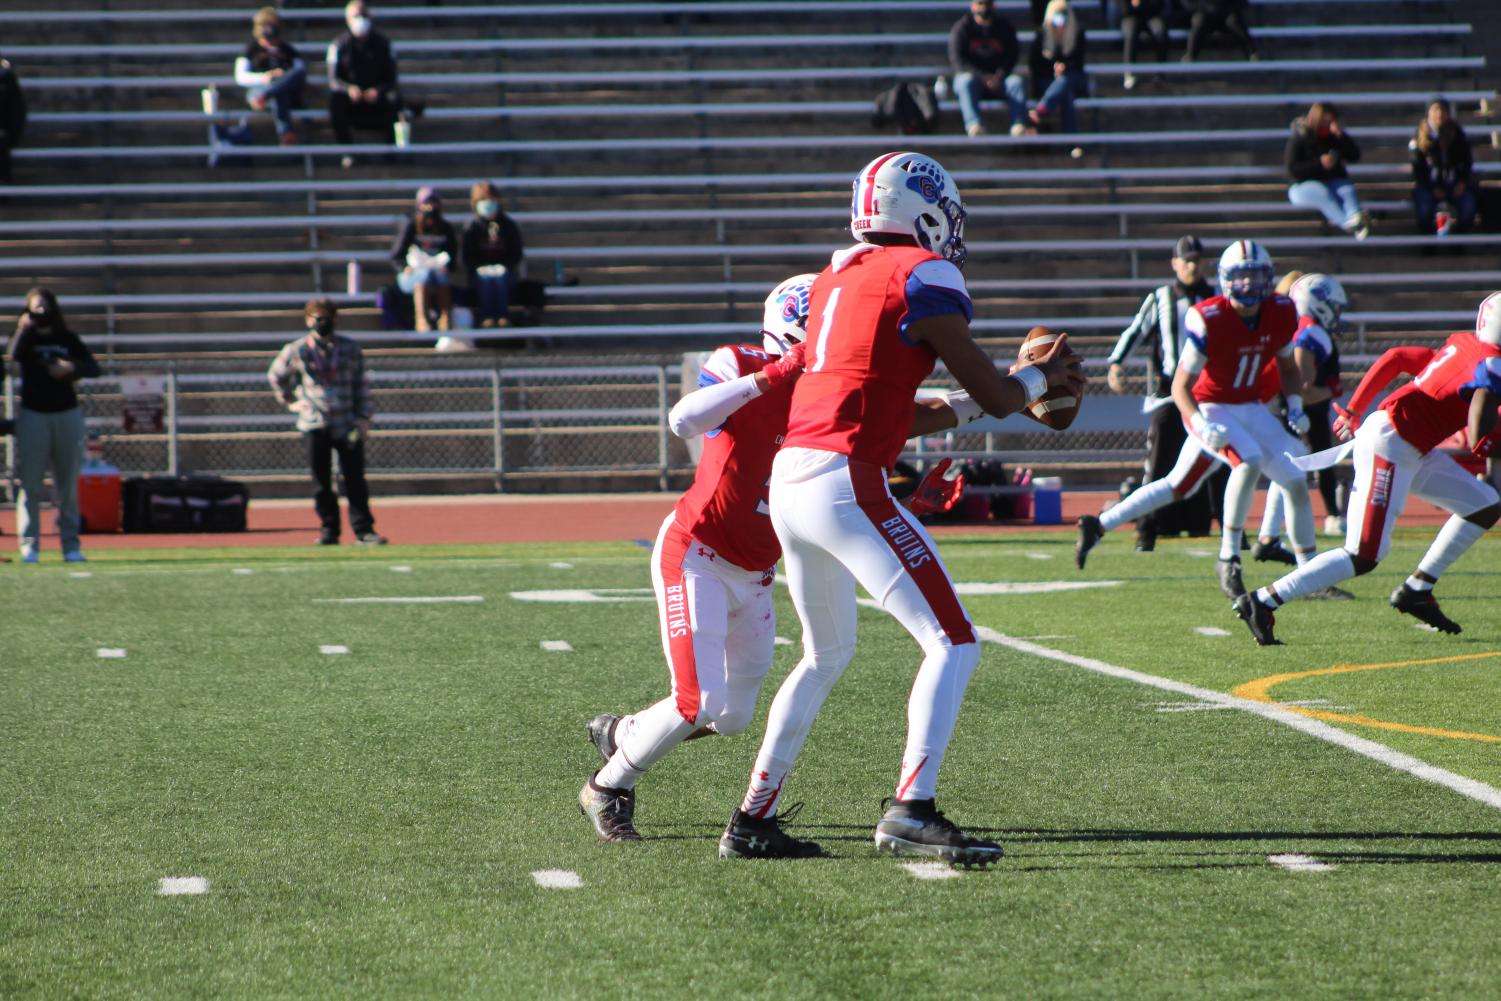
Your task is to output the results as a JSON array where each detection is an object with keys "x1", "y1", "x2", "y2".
[
  {"x1": 1173, "y1": 451, "x2": 1217, "y2": 498},
  {"x1": 657, "y1": 521, "x2": 701, "y2": 724},
  {"x1": 849, "y1": 461, "x2": 976, "y2": 645},
  {"x1": 1356, "y1": 454, "x2": 1396, "y2": 563}
]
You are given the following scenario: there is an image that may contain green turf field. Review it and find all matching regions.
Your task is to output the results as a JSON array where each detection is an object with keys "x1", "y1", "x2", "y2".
[{"x1": 3, "y1": 531, "x2": 1499, "y2": 1000}]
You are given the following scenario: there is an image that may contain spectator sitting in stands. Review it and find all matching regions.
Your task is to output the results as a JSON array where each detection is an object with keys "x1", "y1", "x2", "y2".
[
  {"x1": 0, "y1": 53, "x2": 26, "y2": 185},
  {"x1": 1410, "y1": 96, "x2": 1477, "y2": 237},
  {"x1": 235, "y1": 7, "x2": 306, "y2": 146},
  {"x1": 461, "y1": 181, "x2": 525, "y2": 329},
  {"x1": 392, "y1": 186, "x2": 458, "y2": 334},
  {"x1": 1027, "y1": 0, "x2": 1087, "y2": 153},
  {"x1": 1119, "y1": 0, "x2": 1169, "y2": 90},
  {"x1": 1183, "y1": 0, "x2": 1256, "y2": 62},
  {"x1": 1285, "y1": 101, "x2": 1370, "y2": 240},
  {"x1": 948, "y1": 0, "x2": 1028, "y2": 138},
  {"x1": 328, "y1": 0, "x2": 401, "y2": 168}
]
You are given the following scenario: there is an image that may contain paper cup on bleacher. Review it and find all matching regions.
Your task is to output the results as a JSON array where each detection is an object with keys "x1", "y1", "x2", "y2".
[
  {"x1": 393, "y1": 121, "x2": 411, "y2": 147},
  {"x1": 201, "y1": 87, "x2": 219, "y2": 115}
]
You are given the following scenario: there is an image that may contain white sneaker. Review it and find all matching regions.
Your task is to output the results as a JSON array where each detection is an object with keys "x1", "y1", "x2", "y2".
[
  {"x1": 21, "y1": 546, "x2": 39, "y2": 564},
  {"x1": 1009, "y1": 122, "x2": 1026, "y2": 137},
  {"x1": 1070, "y1": 146, "x2": 1085, "y2": 159},
  {"x1": 1323, "y1": 514, "x2": 1346, "y2": 537},
  {"x1": 1123, "y1": 74, "x2": 1138, "y2": 90},
  {"x1": 966, "y1": 123, "x2": 985, "y2": 138}
]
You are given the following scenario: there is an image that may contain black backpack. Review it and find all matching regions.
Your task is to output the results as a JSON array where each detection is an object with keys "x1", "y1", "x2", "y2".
[{"x1": 872, "y1": 82, "x2": 939, "y2": 135}]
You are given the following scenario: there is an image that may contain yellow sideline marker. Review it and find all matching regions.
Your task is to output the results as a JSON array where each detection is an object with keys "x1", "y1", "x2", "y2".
[{"x1": 1232, "y1": 653, "x2": 1501, "y2": 744}]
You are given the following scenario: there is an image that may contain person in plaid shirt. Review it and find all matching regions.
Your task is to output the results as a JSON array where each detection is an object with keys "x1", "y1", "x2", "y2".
[{"x1": 268, "y1": 298, "x2": 387, "y2": 545}]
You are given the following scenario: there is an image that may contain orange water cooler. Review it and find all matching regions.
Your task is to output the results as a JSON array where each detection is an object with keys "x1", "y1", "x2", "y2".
[{"x1": 78, "y1": 447, "x2": 123, "y2": 534}]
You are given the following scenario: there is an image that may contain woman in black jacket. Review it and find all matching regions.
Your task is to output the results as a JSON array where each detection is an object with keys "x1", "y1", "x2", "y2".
[
  {"x1": 1027, "y1": 0, "x2": 1087, "y2": 137},
  {"x1": 1285, "y1": 101, "x2": 1370, "y2": 239},
  {"x1": 1410, "y1": 97, "x2": 1477, "y2": 235},
  {"x1": 460, "y1": 180, "x2": 525, "y2": 328},
  {"x1": 6, "y1": 288, "x2": 100, "y2": 563},
  {"x1": 391, "y1": 186, "x2": 459, "y2": 332}
]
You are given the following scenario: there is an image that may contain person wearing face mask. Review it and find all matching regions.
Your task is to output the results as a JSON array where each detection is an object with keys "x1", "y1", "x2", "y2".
[
  {"x1": 267, "y1": 299, "x2": 386, "y2": 546},
  {"x1": 327, "y1": 0, "x2": 401, "y2": 166},
  {"x1": 1285, "y1": 101, "x2": 1370, "y2": 240},
  {"x1": 1410, "y1": 97, "x2": 1477, "y2": 237},
  {"x1": 235, "y1": 7, "x2": 306, "y2": 146},
  {"x1": 460, "y1": 181, "x2": 526, "y2": 329},
  {"x1": 1026, "y1": 0, "x2": 1087, "y2": 147},
  {"x1": 391, "y1": 186, "x2": 458, "y2": 334},
  {"x1": 6, "y1": 288, "x2": 100, "y2": 564}
]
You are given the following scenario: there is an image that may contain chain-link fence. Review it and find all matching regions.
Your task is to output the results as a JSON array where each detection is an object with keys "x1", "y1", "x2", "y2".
[{"x1": 4, "y1": 352, "x2": 1155, "y2": 493}]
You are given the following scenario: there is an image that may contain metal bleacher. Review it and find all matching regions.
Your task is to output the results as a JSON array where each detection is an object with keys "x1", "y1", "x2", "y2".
[{"x1": 0, "y1": 0, "x2": 1495, "y2": 485}]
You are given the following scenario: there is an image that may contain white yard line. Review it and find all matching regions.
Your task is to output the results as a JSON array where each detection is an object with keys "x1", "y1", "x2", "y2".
[
  {"x1": 1025, "y1": 553, "x2": 1054, "y2": 561},
  {"x1": 1268, "y1": 853, "x2": 1333, "y2": 872},
  {"x1": 549, "y1": 562, "x2": 575, "y2": 570},
  {"x1": 158, "y1": 876, "x2": 209, "y2": 895},
  {"x1": 531, "y1": 869, "x2": 583, "y2": 889},
  {"x1": 541, "y1": 640, "x2": 574, "y2": 652},
  {"x1": 315, "y1": 595, "x2": 485, "y2": 604},
  {"x1": 774, "y1": 636, "x2": 794, "y2": 646},
  {"x1": 319, "y1": 645, "x2": 350, "y2": 655},
  {"x1": 510, "y1": 588, "x2": 654, "y2": 603},
  {"x1": 975, "y1": 626, "x2": 1501, "y2": 813},
  {"x1": 1194, "y1": 626, "x2": 1231, "y2": 637},
  {"x1": 96, "y1": 648, "x2": 127, "y2": 659},
  {"x1": 231, "y1": 568, "x2": 254, "y2": 576},
  {"x1": 68, "y1": 571, "x2": 92, "y2": 579},
  {"x1": 901, "y1": 861, "x2": 963, "y2": 881},
  {"x1": 390, "y1": 565, "x2": 413, "y2": 573}
]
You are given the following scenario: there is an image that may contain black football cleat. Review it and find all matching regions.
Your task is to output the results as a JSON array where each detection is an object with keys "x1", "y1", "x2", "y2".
[
  {"x1": 1306, "y1": 585, "x2": 1355, "y2": 602},
  {"x1": 1251, "y1": 539, "x2": 1298, "y2": 565},
  {"x1": 586, "y1": 713, "x2": 620, "y2": 764},
  {"x1": 718, "y1": 803, "x2": 822, "y2": 859},
  {"x1": 578, "y1": 777, "x2": 641, "y2": 842},
  {"x1": 1233, "y1": 593, "x2": 1282, "y2": 646},
  {"x1": 1216, "y1": 556, "x2": 1247, "y2": 600},
  {"x1": 1390, "y1": 584, "x2": 1461, "y2": 634},
  {"x1": 873, "y1": 798, "x2": 1003, "y2": 868},
  {"x1": 1075, "y1": 514, "x2": 1104, "y2": 569}
]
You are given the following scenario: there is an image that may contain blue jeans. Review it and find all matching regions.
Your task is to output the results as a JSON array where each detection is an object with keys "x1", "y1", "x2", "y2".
[
  {"x1": 471, "y1": 271, "x2": 513, "y2": 323},
  {"x1": 15, "y1": 405, "x2": 86, "y2": 554},
  {"x1": 1037, "y1": 70, "x2": 1089, "y2": 134},
  {"x1": 244, "y1": 63, "x2": 306, "y2": 136},
  {"x1": 954, "y1": 72, "x2": 1027, "y2": 133},
  {"x1": 397, "y1": 266, "x2": 449, "y2": 293},
  {"x1": 1412, "y1": 182, "x2": 1477, "y2": 233},
  {"x1": 1287, "y1": 178, "x2": 1363, "y2": 229}
]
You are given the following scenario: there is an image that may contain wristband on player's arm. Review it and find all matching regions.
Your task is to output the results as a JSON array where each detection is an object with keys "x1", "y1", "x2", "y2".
[
  {"x1": 942, "y1": 390, "x2": 986, "y2": 425},
  {"x1": 1473, "y1": 424, "x2": 1501, "y2": 460},
  {"x1": 1009, "y1": 365, "x2": 1048, "y2": 404}
]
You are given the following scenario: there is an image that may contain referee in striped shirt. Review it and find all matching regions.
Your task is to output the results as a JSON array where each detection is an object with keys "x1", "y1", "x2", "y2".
[{"x1": 1105, "y1": 235, "x2": 1216, "y2": 550}]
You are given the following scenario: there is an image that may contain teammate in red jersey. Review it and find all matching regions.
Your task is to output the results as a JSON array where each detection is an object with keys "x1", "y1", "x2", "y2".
[
  {"x1": 718, "y1": 151, "x2": 1084, "y2": 867},
  {"x1": 1076, "y1": 240, "x2": 1317, "y2": 601},
  {"x1": 1235, "y1": 293, "x2": 1501, "y2": 644},
  {"x1": 579, "y1": 275, "x2": 985, "y2": 842}
]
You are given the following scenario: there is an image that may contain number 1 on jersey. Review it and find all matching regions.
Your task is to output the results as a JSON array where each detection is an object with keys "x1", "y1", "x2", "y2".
[
  {"x1": 1231, "y1": 351, "x2": 1262, "y2": 390},
  {"x1": 809, "y1": 288, "x2": 841, "y2": 374}
]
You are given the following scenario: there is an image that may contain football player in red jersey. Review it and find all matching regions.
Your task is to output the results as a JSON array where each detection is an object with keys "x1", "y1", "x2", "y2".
[
  {"x1": 718, "y1": 152, "x2": 1084, "y2": 866},
  {"x1": 579, "y1": 275, "x2": 990, "y2": 843},
  {"x1": 1235, "y1": 293, "x2": 1501, "y2": 644},
  {"x1": 1076, "y1": 240, "x2": 1317, "y2": 601}
]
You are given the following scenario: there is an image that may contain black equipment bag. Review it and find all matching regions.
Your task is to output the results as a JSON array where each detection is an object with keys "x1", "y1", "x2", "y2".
[
  {"x1": 872, "y1": 82, "x2": 939, "y2": 135},
  {"x1": 122, "y1": 476, "x2": 250, "y2": 533}
]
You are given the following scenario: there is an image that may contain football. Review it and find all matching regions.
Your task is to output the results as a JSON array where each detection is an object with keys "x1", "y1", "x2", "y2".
[{"x1": 1017, "y1": 325, "x2": 1082, "y2": 430}]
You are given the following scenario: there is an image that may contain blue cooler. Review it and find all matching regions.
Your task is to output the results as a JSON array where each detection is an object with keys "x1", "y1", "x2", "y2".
[{"x1": 1032, "y1": 476, "x2": 1063, "y2": 525}]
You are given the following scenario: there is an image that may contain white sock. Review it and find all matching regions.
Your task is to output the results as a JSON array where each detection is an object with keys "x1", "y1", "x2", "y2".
[
  {"x1": 1256, "y1": 549, "x2": 1355, "y2": 608},
  {"x1": 1101, "y1": 478, "x2": 1176, "y2": 532},
  {"x1": 1220, "y1": 464, "x2": 1259, "y2": 559},
  {"x1": 895, "y1": 642, "x2": 981, "y2": 802},
  {"x1": 1259, "y1": 485, "x2": 1285, "y2": 543},
  {"x1": 741, "y1": 656, "x2": 846, "y2": 817},
  {"x1": 595, "y1": 697, "x2": 695, "y2": 790},
  {"x1": 1414, "y1": 515, "x2": 1487, "y2": 584},
  {"x1": 1283, "y1": 482, "x2": 1317, "y2": 555},
  {"x1": 1404, "y1": 576, "x2": 1434, "y2": 592}
]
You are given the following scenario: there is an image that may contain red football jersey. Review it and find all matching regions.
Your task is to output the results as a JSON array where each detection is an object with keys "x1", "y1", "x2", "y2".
[
  {"x1": 674, "y1": 344, "x2": 794, "y2": 571},
  {"x1": 784, "y1": 243, "x2": 972, "y2": 469},
  {"x1": 1185, "y1": 294, "x2": 1297, "y2": 404},
  {"x1": 1381, "y1": 331, "x2": 1501, "y2": 454}
]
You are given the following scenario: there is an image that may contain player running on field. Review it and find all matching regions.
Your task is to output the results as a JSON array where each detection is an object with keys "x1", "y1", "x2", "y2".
[
  {"x1": 579, "y1": 276, "x2": 976, "y2": 842},
  {"x1": 1234, "y1": 292, "x2": 1501, "y2": 645},
  {"x1": 718, "y1": 151, "x2": 1084, "y2": 867},
  {"x1": 1076, "y1": 240, "x2": 1318, "y2": 601}
]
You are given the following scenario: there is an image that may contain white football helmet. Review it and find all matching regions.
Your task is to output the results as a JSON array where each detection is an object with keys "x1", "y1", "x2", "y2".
[
  {"x1": 849, "y1": 151, "x2": 967, "y2": 268},
  {"x1": 1290, "y1": 273, "x2": 1349, "y2": 334},
  {"x1": 1217, "y1": 239, "x2": 1275, "y2": 309},
  {"x1": 761, "y1": 273, "x2": 817, "y2": 355},
  {"x1": 1477, "y1": 291, "x2": 1501, "y2": 345}
]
